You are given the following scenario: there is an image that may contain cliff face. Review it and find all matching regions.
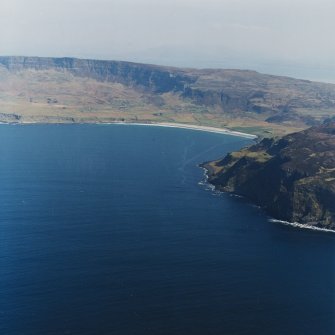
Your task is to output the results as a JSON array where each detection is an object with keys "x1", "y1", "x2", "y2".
[
  {"x1": 1, "y1": 56, "x2": 335, "y2": 129},
  {"x1": 0, "y1": 56, "x2": 195, "y2": 93},
  {"x1": 203, "y1": 122, "x2": 335, "y2": 229}
]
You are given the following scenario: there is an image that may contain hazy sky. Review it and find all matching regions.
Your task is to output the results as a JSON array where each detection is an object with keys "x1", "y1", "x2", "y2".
[{"x1": 1, "y1": 0, "x2": 335, "y2": 81}]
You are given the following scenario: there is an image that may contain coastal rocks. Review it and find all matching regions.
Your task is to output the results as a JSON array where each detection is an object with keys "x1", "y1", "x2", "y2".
[
  {"x1": 0, "y1": 113, "x2": 21, "y2": 122},
  {"x1": 202, "y1": 122, "x2": 335, "y2": 230}
]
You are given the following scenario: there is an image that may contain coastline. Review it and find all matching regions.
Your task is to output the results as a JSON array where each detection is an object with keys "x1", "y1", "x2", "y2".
[
  {"x1": 269, "y1": 219, "x2": 335, "y2": 234},
  {"x1": 3, "y1": 120, "x2": 258, "y2": 139},
  {"x1": 4, "y1": 120, "x2": 333, "y2": 233},
  {"x1": 101, "y1": 121, "x2": 258, "y2": 139},
  {"x1": 200, "y1": 165, "x2": 335, "y2": 234}
]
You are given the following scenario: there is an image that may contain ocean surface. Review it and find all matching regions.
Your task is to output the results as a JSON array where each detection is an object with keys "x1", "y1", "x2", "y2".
[{"x1": 0, "y1": 124, "x2": 334, "y2": 335}]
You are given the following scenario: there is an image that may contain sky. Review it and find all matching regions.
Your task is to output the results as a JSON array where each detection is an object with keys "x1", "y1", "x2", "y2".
[{"x1": 1, "y1": 0, "x2": 335, "y2": 82}]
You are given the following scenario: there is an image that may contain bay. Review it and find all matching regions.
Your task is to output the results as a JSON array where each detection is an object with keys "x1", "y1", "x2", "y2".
[{"x1": 0, "y1": 124, "x2": 334, "y2": 335}]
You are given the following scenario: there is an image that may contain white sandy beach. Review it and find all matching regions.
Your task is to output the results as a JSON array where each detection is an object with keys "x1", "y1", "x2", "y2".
[
  {"x1": 12, "y1": 120, "x2": 257, "y2": 139},
  {"x1": 106, "y1": 121, "x2": 257, "y2": 139}
]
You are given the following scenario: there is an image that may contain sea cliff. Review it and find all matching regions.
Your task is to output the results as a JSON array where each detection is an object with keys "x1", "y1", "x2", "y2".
[{"x1": 202, "y1": 122, "x2": 335, "y2": 230}]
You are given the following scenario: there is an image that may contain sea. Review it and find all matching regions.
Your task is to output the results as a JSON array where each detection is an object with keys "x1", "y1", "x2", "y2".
[{"x1": 0, "y1": 124, "x2": 334, "y2": 335}]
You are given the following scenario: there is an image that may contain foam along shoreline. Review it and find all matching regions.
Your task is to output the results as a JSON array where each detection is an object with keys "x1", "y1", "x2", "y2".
[
  {"x1": 269, "y1": 219, "x2": 335, "y2": 234},
  {"x1": 200, "y1": 166, "x2": 335, "y2": 234},
  {"x1": 105, "y1": 122, "x2": 257, "y2": 139}
]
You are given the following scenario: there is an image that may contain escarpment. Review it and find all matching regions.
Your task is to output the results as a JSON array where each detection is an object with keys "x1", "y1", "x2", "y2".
[
  {"x1": 0, "y1": 56, "x2": 195, "y2": 93},
  {"x1": 1, "y1": 56, "x2": 335, "y2": 133}
]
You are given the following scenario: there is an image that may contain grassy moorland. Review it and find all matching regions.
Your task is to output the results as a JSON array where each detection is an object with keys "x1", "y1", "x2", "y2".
[{"x1": 1, "y1": 56, "x2": 335, "y2": 137}]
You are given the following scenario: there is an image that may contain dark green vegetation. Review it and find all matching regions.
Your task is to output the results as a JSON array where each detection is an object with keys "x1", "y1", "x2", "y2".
[
  {"x1": 203, "y1": 122, "x2": 335, "y2": 229},
  {"x1": 1, "y1": 56, "x2": 335, "y2": 136}
]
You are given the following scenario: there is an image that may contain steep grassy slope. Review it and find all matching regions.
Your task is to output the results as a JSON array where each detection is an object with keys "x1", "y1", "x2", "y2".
[{"x1": 203, "y1": 122, "x2": 335, "y2": 229}]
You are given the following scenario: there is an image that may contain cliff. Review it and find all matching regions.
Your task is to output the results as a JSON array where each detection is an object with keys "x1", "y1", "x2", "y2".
[
  {"x1": 1, "y1": 56, "x2": 335, "y2": 135},
  {"x1": 202, "y1": 122, "x2": 335, "y2": 230},
  {"x1": 0, "y1": 56, "x2": 197, "y2": 93}
]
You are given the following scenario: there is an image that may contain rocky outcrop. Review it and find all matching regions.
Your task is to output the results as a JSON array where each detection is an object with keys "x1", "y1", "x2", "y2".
[
  {"x1": 0, "y1": 113, "x2": 21, "y2": 122},
  {"x1": 202, "y1": 122, "x2": 335, "y2": 229}
]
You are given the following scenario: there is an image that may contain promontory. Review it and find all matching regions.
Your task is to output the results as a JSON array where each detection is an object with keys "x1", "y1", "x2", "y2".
[{"x1": 202, "y1": 122, "x2": 335, "y2": 230}]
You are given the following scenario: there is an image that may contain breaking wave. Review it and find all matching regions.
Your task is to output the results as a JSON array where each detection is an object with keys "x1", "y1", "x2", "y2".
[
  {"x1": 199, "y1": 165, "x2": 335, "y2": 234},
  {"x1": 269, "y1": 219, "x2": 335, "y2": 234}
]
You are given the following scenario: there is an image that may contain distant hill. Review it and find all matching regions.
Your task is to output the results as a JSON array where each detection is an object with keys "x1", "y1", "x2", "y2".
[
  {"x1": 1, "y1": 56, "x2": 335, "y2": 136},
  {"x1": 202, "y1": 122, "x2": 335, "y2": 230}
]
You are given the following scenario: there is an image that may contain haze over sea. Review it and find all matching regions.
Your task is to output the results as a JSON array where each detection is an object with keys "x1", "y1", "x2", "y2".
[{"x1": 0, "y1": 124, "x2": 334, "y2": 335}]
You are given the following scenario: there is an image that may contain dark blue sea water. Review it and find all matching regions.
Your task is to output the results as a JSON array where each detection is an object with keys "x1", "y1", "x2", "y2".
[{"x1": 0, "y1": 124, "x2": 334, "y2": 335}]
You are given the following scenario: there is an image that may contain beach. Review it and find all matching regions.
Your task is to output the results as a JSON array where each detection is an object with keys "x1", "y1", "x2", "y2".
[{"x1": 105, "y1": 121, "x2": 258, "y2": 139}]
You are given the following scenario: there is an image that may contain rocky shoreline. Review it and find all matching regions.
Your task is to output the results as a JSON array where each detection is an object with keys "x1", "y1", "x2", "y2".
[{"x1": 201, "y1": 122, "x2": 335, "y2": 231}]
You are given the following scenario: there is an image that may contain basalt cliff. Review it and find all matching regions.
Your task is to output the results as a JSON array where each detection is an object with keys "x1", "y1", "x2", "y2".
[
  {"x1": 1, "y1": 56, "x2": 335, "y2": 136},
  {"x1": 202, "y1": 122, "x2": 335, "y2": 230}
]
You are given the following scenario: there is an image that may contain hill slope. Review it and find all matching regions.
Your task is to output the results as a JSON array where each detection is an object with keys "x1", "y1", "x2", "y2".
[
  {"x1": 1, "y1": 56, "x2": 335, "y2": 136},
  {"x1": 202, "y1": 122, "x2": 335, "y2": 230}
]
